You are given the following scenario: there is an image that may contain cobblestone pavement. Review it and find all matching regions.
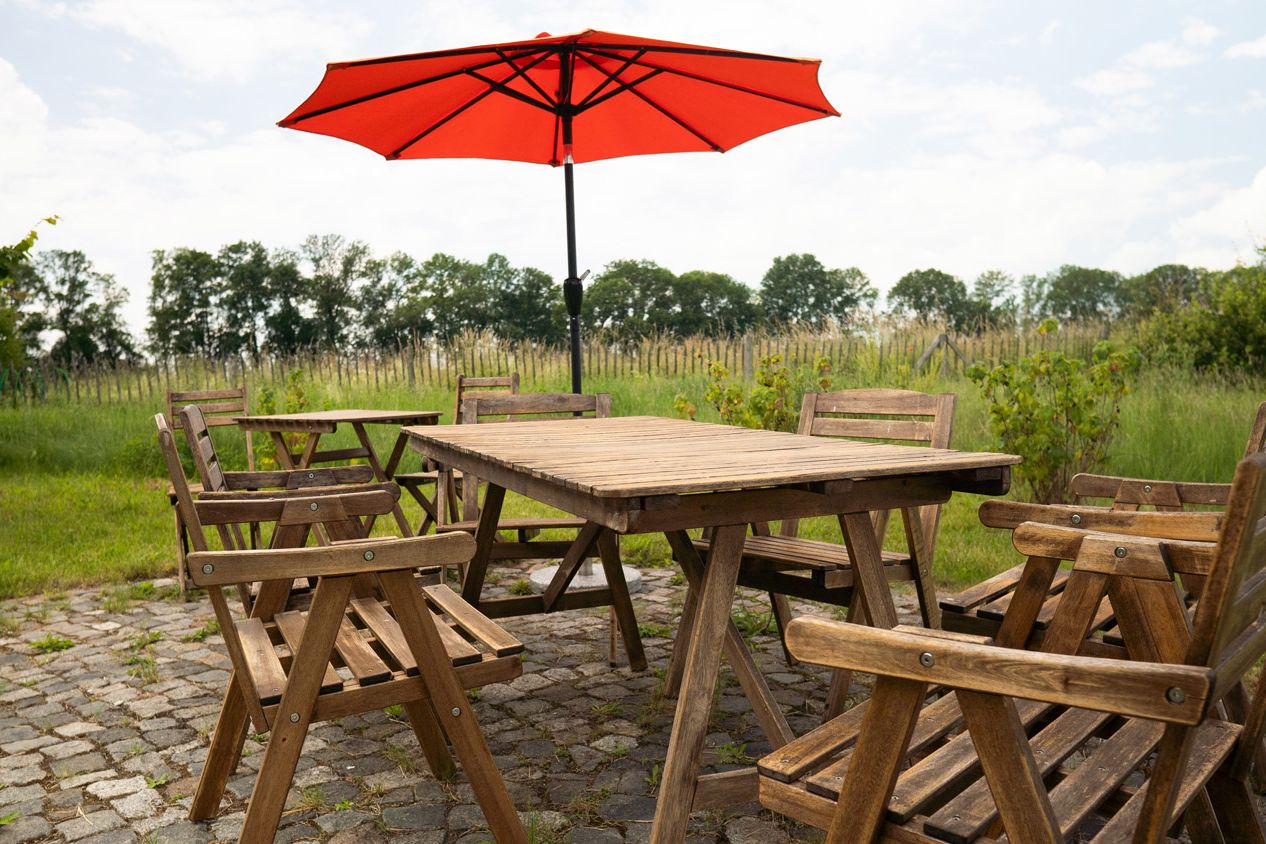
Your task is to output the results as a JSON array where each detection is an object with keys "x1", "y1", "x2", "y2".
[{"x1": 0, "y1": 566, "x2": 919, "y2": 844}]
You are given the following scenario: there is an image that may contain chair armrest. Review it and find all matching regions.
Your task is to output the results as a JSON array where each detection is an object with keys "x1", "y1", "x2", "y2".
[
  {"x1": 197, "y1": 482, "x2": 398, "y2": 501},
  {"x1": 188, "y1": 532, "x2": 475, "y2": 586},
  {"x1": 784, "y1": 617, "x2": 1212, "y2": 725},
  {"x1": 221, "y1": 465, "x2": 376, "y2": 490},
  {"x1": 979, "y1": 500, "x2": 1221, "y2": 541},
  {"x1": 1010, "y1": 521, "x2": 1217, "y2": 579},
  {"x1": 193, "y1": 489, "x2": 398, "y2": 526}
]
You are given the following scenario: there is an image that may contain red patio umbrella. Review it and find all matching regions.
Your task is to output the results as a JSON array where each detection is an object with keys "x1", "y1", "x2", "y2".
[{"x1": 280, "y1": 29, "x2": 838, "y2": 392}]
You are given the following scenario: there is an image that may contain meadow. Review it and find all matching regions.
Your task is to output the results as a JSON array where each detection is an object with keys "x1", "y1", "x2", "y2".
[{"x1": 0, "y1": 360, "x2": 1261, "y2": 599}]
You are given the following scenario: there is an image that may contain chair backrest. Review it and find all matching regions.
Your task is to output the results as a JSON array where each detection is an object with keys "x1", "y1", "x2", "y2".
[
  {"x1": 454, "y1": 373, "x2": 519, "y2": 424},
  {"x1": 1070, "y1": 401, "x2": 1266, "y2": 511},
  {"x1": 790, "y1": 388, "x2": 956, "y2": 556},
  {"x1": 453, "y1": 392, "x2": 610, "y2": 521},
  {"x1": 180, "y1": 404, "x2": 229, "y2": 493},
  {"x1": 460, "y1": 391, "x2": 610, "y2": 425},
  {"x1": 166, "y1": 385, "x2": 254, "y2": 471}
]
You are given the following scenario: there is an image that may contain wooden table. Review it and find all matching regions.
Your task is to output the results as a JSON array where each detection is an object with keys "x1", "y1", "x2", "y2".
[
  {"x1": 403, "y1": 415, "x2": 1019, "y2": 843},
  {"x1": 237, "y1": 409, "x2": 441, "y2": 535}
]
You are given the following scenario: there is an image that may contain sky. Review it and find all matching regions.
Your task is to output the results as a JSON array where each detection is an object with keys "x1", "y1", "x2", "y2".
[{"x1": 2, "y1": 0, "x2": 1265, "y2": 334}]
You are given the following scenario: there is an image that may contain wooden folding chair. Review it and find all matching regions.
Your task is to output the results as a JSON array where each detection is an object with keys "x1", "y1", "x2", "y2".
[
  {"x1": 757, "y1": 451, "x2": 1266, "y2": 843},
  {"x1": 157, "y1": 414, "x2": 527, "y2": 844},
  {"x1": 395, "y1": 373, "x2": 520, "y2": 535},
  {"x1": 434, "y1": 392, "x2": 647, "y2": 670},
  {"x1": 942, "y1": 399, "x2": 1266, "y2": 639},
  {"x1": 165, "y1": 386, "x2": 255, "y2": 592},
  {"x1": 681, "y1": 388, "x2": 955, "y2": 715}
]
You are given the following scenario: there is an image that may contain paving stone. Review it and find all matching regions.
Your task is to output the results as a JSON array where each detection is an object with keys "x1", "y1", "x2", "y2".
[
  {"x1": 568, "y1": 826, "x2": 624, "y2": 844},
  {"x1": 315, "y1": 809, "x2": 374, "y2": 834},
  {"x1": 87, "y1": 776, "x2": 149, "y2": 799},
  {"x1": 724, "y1": 817, "x2": 790, "y2": 844},
  {"x1": 381, "y1": 803, "x2": 445, "y2": 830},
  {"x1": 111, "y1": 787, "x2": 164, "y2": 819},
  {"x1": 56, "y1": 809, "x2": 125, "y2": 842},
  {"x1": 0, "y1": 814, "x2": 51, "y2": 843}
]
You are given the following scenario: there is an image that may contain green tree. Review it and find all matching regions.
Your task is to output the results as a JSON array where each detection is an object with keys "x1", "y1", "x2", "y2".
[
  {"x1": 671, "y1": 271, "x2": 758, "y2": 337},
  {"x1": 887, "y1": 268, "x2": 969, "y2": 329},
  {"x1": 216, "y1": 241, "x2": 273, "y2": 360},
  {"x1": 300, "y1": 234, "x2": 372, "y2": 349},
  {"x1": 1120, "y1": 263, "x2": 1206, "y2": 319},
  {"x1": 585, "y1": 259, "x2": 677, "y2": 341},
  {"x1": 1142, "y1": 252, "x2": 1266, "y2": 370},
  {"x1": 357, "y1": 251, "x2": 430, "y2": 349},
  {"x1": 961, "y1": 270, "x2": 1017, "y2": 332},
  {"x1": 148, "y1": 247, "x2": 219, "y2": 357},
  {"x1": 263, "y1": 250, "x2": 313, "y2": 354},
  {"x1": 31, "y1": 250, "x2": 136, "y2": 365},
  {"x1": 0, "y1": 217, "x2": 57, "y2": 370},
  {"x1": 759, "y1": 254, "x2": 875, "y2": 327},
  {"x1": 1033, "y1": 265, "x2": 1122, "y2": 322},
  {"x1": 423, "y1": 253, "x2": 492, "y2": 342},
  {"x1": 486, "y1": 257, "x2": 562, "y2": 345}
]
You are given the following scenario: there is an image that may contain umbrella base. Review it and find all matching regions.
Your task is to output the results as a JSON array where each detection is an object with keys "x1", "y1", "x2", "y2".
[{"x1": 527, "y1": 561, "x2": 642, "y2": 595}]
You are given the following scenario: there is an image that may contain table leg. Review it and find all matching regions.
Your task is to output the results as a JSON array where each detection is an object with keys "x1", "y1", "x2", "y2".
[
  {"x1": 296, "y1": 432, "x2": 322, "y2": 470},
  {"x1": 461, "y1": 483, "x2": 506, "y2": 606},
  {"x1": 353, "y1": 423, "x2": 413, "y2": 536},
  {"x1": 650, "y1": 523, "x2": 746, "y2": 844},
  {"x1": 838, "y1": 511, "x2": 899, "y2": 629},
  {"x1": 270, "y1": 431, "x2": 296, "y2": 470}
]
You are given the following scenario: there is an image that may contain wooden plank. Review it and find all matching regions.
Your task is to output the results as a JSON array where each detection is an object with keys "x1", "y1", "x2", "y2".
[
  {"x1": 691, "y1": 768, "x2": 758, "y2": 810},
  {"x1": 809, "y1": 416, "x2": 934, "y2": 442},
  {"x1": 955, "y1": 691, "x2": 1060, "y2": 844},
  {"x1": 236, "y1": 618, "x2": 288, "y2": 706},
  {"x1": 783, "y1": 619, "x2": 1212, "y2": 725},
  {"x1": 351, "y1": 596, "x2": 481, "y2": 670},
  {"x1": 423, "y1": 585, "x2": 523, "y2": 656},
  {"x1": 332, "y1": 618, "x2": 392, "y2": 685},
  {"x1": 272, "y1": 612, "x2": 343, "y2": 694},
  {"x1": 649, "y1": 524, "x2": 746, "y2": 844},
  {"x1": 924, "y1": 706, "x2": 1110, "y2": 842}
]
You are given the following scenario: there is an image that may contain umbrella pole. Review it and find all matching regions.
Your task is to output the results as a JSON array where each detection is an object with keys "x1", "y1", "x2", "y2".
[{"x1": 562, "y1": 114, "x2": 583, "y2": 395}]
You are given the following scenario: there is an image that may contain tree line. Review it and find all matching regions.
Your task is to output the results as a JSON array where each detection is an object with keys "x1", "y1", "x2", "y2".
[{"x1": 3, "y1": 226, "x2": 1258, "y2": 370}]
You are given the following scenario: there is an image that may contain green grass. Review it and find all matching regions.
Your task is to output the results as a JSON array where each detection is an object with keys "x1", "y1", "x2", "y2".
[
  {"x1": 0, "y1": 365, "x2": 1261, "y2": 598},
  {"x1": 30, "y1": 634, "x2": 74, "y2": 653}
]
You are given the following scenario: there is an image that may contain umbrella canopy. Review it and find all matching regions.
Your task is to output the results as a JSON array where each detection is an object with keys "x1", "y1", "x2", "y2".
[{"x1": 280, "y1": 30, "x2": 838, "y2": 390}]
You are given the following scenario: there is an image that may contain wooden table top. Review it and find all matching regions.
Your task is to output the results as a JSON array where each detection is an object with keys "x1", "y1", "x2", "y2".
[
  {"x1": 236, "y1": 409, "x2": 441, "y2": 430},
  {"x1": 404, "y1": 416, "x2": 1020, "y2": 499}
]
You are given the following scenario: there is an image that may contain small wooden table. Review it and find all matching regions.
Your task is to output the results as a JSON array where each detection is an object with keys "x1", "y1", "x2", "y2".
[
  {"x1": 403, "y1": 415, "x2": 1019, "y2": 844},
  {"x1": 237, "y1": 409, "x2": 441, "y2": 535}
]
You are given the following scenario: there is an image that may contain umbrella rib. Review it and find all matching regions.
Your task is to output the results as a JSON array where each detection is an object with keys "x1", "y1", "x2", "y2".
[
  {"x1": 386, "y1": 50, "x2": 557, "y2": 159},
  {"x1": 573, "y1": 48, "x2": 647, "y2": 110},
  {"x1": 464, "y1": 68, "x2": 558, "y2": 113},
  {"x1": 584, "y1": 46, "x2": 836, "y2": 116},
  {"x1": 494, "y1": 47, "x2": 558, "y2": 109},
  {"x1": 281, "y1": 48, "x2": 550, "y2": 126},
  {"x1": 575, "y1": 67, "x2": 662, "y2": 114},
  {"x1": 575, "y1": 53, "x2": 721, "y2": 151}
]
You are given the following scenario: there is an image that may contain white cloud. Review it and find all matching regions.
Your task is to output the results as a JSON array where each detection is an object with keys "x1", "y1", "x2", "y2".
[
  {"x1": 1124, "y1": 41, "x2": 1199, "y2": 69},
  {"x1": 1075, "y1": 68, "x2": 1154, "y2": 96},
  {"x1": 1225, "y1": 34, "x2": 1266, "y2": 59},
  {"x1": 1181, "y1": 18, "x2": 1220, "y2": 48},
  {"x1": 37, "y1": 0, "x2": 372, "y2": 81}
]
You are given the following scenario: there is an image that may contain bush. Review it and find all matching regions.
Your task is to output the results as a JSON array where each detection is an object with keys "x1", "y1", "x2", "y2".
[
  {"x1": 674, "y1": 353, "x2": 832, "y2": 432},
  {"x1": 1141, "y1": 253, "x2": 1266, "y2": 371},
  {"x1": 968, "y1": 323, "x2": 1140, "y2": 503},
  {"x1": 253, "y1": 368, "x2": 315, "y2": 469}
]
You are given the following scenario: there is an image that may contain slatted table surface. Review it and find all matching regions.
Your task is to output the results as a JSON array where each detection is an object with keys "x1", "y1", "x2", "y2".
[
  {"x1": 405, "y1": 415, "x2": 1014, "y2": 499},
  {"x1": 404, "y1": 415, "x2": 1020, "y2": 844}
]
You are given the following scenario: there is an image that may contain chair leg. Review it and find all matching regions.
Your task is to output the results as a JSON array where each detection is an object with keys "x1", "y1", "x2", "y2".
[
  {"x1": 826, "y1": 675, "x2": 926, "y2": 844},
  {"x1": 1206, "y1": 769, "x2": 1266, "y2": 843},
  {"x1": 402, "y1": 699, "x2": 456, "y2": 781},
  {"x1": 768, "y1": 591, "x2": 796, "y2": 666},
  {"x1": 597, "y1": 530, "x2": 647, "y2": 671},
  {"x1": 378, "y1": 570, "x2": 526, "y2": 844},
  {"x1": 190, "y1": 678, "x2": 251, "y2": 821},
  {"x1": 239, "y1": 576, "x2": 354, "y2": 843},
  {"x1": 174, "y1": 506, "x2": 188, "y2": 595}
]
